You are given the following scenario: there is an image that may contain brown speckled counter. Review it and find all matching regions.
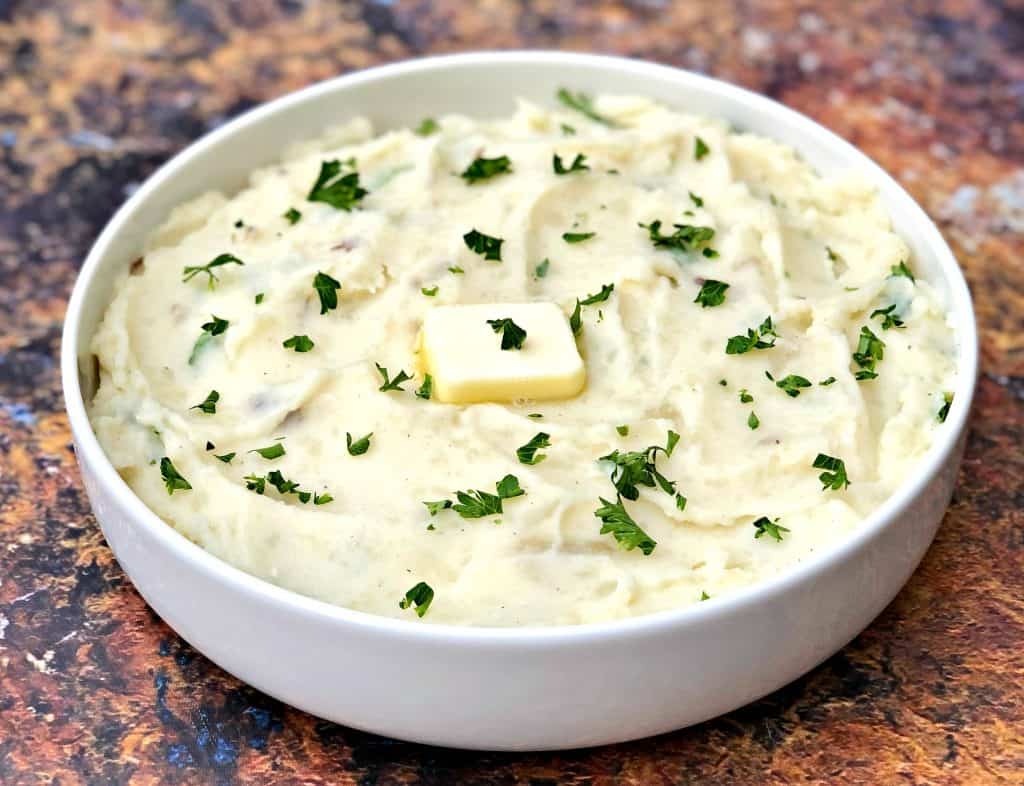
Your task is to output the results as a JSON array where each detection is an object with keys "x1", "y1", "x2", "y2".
[{"x1": 1, "y1": 1, "x2": 1022, "y2": 783}]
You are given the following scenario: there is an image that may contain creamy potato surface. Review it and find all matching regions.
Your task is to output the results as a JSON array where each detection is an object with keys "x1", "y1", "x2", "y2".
[{"x1": 90, "y1": 95, "x2": 957, "y2": 625}]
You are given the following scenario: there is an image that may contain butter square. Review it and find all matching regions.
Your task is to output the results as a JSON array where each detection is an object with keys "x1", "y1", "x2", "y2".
[{"x1": 419, "y1": 303, "x2": 586, "y2": 404}]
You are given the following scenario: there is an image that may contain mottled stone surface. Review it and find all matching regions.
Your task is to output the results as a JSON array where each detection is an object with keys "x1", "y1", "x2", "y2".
[{"x1": 0, "y1": 1, "x2": 1022, "y2": 783}]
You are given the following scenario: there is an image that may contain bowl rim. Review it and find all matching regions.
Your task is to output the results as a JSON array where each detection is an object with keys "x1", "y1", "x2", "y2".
[{"x1": 61, "y1": 50, "x2": 979, "y2": 645}]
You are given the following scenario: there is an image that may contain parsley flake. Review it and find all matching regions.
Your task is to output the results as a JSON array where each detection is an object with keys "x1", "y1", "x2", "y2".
[
  {"x1": 421, "y1": 286, "x2": 439, "y2": 297},
  {"x1": 870, "y1": 304, "x2": 905, "y2": 330},
  {"x1": 616, "y1": 424, "x2": 629, "y2": 436},
  {"x1": 937, "y1": 392, "x2": 954, "y2": 423},
  {"x1": 190, "y1": 390, "x2": 219, "y2": 415},
  {"x1": 852, "y1": 326, "x2": 885, "y2": 380},
  {"x1": 534, "y1": 258, "x2": 550, "y2": 278},
  {"x1": 188, "y1": 315, "x2": 230, "y2": 365},
  {"x1": 283, "y1": 334, "x2": 314, "y2": 353},
  {"x1": 461, "y1": 155, "x2": 513, "y2": 184},
  {"x1": 447, "y1": 474, "x2": 526, "y2": 519},
  {"x1": 249, "y1": 442, "x2": 285, "y2": 460},
  {"x1": 639, "y1": 220, "x2": 716, "y2": 255},
  {"x1": 399, "y1": 581, "x2": 434, "y2": 617},
  {"x1": 516, "y1": 432, "x2": 551, "y2": 465},
  {"x1": 819, "y1": 376, "x2": 837, "y2": 386},
  {"x1": 255, "y1": 293, "x2": 265, "y2": 304},
  {"x1": 182, "y1": 253, "x2": 244, "y2": 290},
  {"x1": 813, "y1": 453, "x2": 850, "y2": 490},
  {"x1": 726, "y1": 316, "x2": 778, "y2": 354},
  {"x1": 595, "y1": 496, "x2": 656, "y2": 555},
  {"x1": 890, "y1": 261, "x2": 915, "y2": 282},
  {"x1": 448, "y1": 265, "x2": 464, "y2": 275},
  {"x1": 376, "y1": 363, "x2": 413, "y2": 392},
  {"x1": 775, "y1": 374, "x2": 812, "y2": 397},
  {"x1": 487, "y1": 317, "x2": 527, "y2": 350},
  {"x1": 415, "y1": 374, "x2": 433, "y2": 400},
  {"x1": 556, "y1": 88, "x2": 618, "y2": 127},
  {"x1": 580, "y1": 283, "x2": 614, "y2": 305},
  {"x1": 463, "y1": 228, "x2": 504, "y2": 261},
  {"x1": 739, "y1": 389, "x2": 753, "y2": 403},
  {"x1": 748, "y1": 411, "x2": 760, "y2": 430},
  {"x1": 752, "y1": 516, "x2": 789, "y2": 542},
  {"x1": 214, "y1": 452, "x2": 235, "y2": 464},
  {"x1": 599, "y1": 430, "x2": 680, "y2": 501},
  {"x1": 160, "y1": 457, "x2": 191, "y2": 494},
  {"x1": 414, "y1": 118, "x2": 439, "y2": 136},
  {"x1": 569, "y1": 299, "x2": 583, "y2": 336},
  {"x1": 563, "y1": 231, "x2": 596, "y2": 244},
  {"x1": 553, "y1": 153, "x2": 589, "y2": 175},
  {"x1": 424, "y1": 500, "x2": 452, "y2": 516},
  {"x1": 313, "y1": 271, "x2": 342, "y2": 314},
  {"x1": 283, "y1": 207, "x2": 302, "y2": 225},
  {"x1": 346, "y1": 432, "x2": 373, "y2": 456},
  {"x1": 694, "y1": 279, "x2": 729, "y2": 308},
  {"x1": 689, "y1": 191, "x2": 704, "y2": 207},
  {"x1": 307, "y1": 158, "x2": 368, "y2": 211},
  {"x1": 694, "y1": 136, "x2": 710, "y2": 160}
]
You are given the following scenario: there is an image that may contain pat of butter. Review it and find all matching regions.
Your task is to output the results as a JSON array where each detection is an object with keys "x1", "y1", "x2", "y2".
[{"x1": 420, "y1": 303, "x2": 585, "y2": 404}]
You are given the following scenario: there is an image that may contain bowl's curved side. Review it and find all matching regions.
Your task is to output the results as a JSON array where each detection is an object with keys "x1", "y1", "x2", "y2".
[{"x1": 62, "y1": 51, "x2": 978, "y2": 750}]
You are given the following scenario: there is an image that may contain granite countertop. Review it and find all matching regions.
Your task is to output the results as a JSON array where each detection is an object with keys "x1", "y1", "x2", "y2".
[{"x1": 1, "y1": 1, "x2": 1022, "y2": 783}]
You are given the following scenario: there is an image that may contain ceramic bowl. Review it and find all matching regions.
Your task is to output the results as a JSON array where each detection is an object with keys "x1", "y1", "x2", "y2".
[{"x1": 62, "y1": 51, "x2": 977, "y2": 751}]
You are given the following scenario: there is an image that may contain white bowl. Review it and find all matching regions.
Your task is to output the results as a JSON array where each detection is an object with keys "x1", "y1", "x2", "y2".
[{"x1": 62, "y1": 51, "x2": 978, "y2": 751}]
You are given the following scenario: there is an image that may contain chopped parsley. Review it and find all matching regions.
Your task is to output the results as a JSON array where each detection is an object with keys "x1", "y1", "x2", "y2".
[
  {"x1": 870, "y1": 303, "x2": 905, "y2": 330},
  {"x1": 556, "y1": 88, "x2": 618, "y2": 127},
  {"x1": 313, "y1": 271, "x2": 342, "y2": 314},
  {"x1": 595, "y1": 496, "x2": 656, "y2": 555},
  {"x1": 819, "y1": 376, "x2": 837, "y2": 386},
  {"x1": 423, "y1": 499, "x2": 452, "y2": 516},
  {"x1": 516, "y1": 432, "x2": 551, "y2": 465},
  {"x1": 415, "y1": 374, "x2": 433, "y2": 400},
  {"x1": 569, "y1": 299, "x2": 583, "y2": 336},
  {"x1": 182, "y1": 253, "x2": 244, "y2": 290},
  {"x1": 346, "y1": 432, "x2": 373, "y2": 456},
  {"x1": 852, "y1": 326, "x2": 885, "y2": 380},
  {"x1": 214, "y1": 452, "x2": 235, "y2": 464},
  {"x1": 440, "y1": 474, "x2": 525, "y2": 519},
  {"x1": 160, "y1": 457, "x2": 191, "y2": 494},
  {"x1": 700, "y1": 591, "x2": 711, "y2": 601},
  {"x1": 188, "y1": 315, "x2": 230, "y2": 365},
  {"x1": 890, "y1": 260, "x2": 915, "y2": 282},
  {"x1": 560, "y1": 123, "x2": 576, "y2": 135},
  {"x1": 448, "y1": 265, "x2": 464, "y2": 275},
  {"x1": 752, "y1": 516, "x2": 789, "y2": 541},
  {"x1": 775, "y1": 374, "x2": 812, "y2": 397},
  {"x1": 307, "y1": 158, "x2": 368, "y2": 211},
  {"x1": 826, "y1": 245, "x2": 841, "y2": 263},
  {"x1": 527, "y1": 413, "x2": 544, "y2": 419},
  {"x1": 553, "y1": 153, "x2": 589, "y2": 174},
  {"x1": 487, "y1": 317, "x2": 527, "y2": 350},
  {"x1": 725, "y1": 316, "x2": 778, "y2": 354},
  {"x1": 463, "y1": 228, "x2": 504, "y2": 261},
  {"x1": 421, "y1": 286, "x2": 439, "y2": 297},
  {"x1": 399, "y1": 581, "x2": 434, "y2": 617},
  {"x1": 414, "y1": 117, "x2": 439, "y2": 136},
  {"x1": 245, "y1": 469, "x2": 331, "y2": 505},
  {"x1": 694, "y1": 136, "x2": 710, "y2": 160},
  {"x1": 739, "y1": 389, "x2": 753, "y2": 403},
  {"x1": 813, "y1": 453, "x2": 850, "y2": 491},
  {"x1": 639, "y1": 220, "x2": 717, "y2": 256},
  {"x1": 190, "y1": 390, "x2": 219, "y2": 414},
  {"x1": 461, "y1": 155, "x2": 513, "y2": 184},
  {"x1": 534, "y1": 258, "x2": 550, "y2": 278},
  {"x1": 599, "y1": 430, "x2": 680, "y2": 501},
  {"x1": 616, "y1": 425, "x2": 629, "y2": 436},
  {"x1": 580, "y1": 283, "x2": 614, "y2": 305},
  {"x1": 255, "y1": 292, "x2": 265, "y2": 304},
  {"x1": 283, "y1": 207, "x2": 302, "y2": 225},
  {"x1": 694, "y1": 279, "x2": 729, "y2": 308},
  {"x1": 249, "y1": 441, "x2": 286, "y2": 460},
  {"x1": 689, "y1": 191, "x2": 704, "y2": 207},
  {"x1": 562, "y1": 231, "x2": 596, "y2": 244},
  {"x1": 376, "y1": 363, "x2": 413, "y2": 392},
  {"x1": 283, "y1": 334, "x2": 314, "y2": 353},
  {"x1": 748, "y1": 411, "x2": 760, "y2": 430},
  {"x1": 937, "y1": 392, "x2": 954, "y2": 423}
]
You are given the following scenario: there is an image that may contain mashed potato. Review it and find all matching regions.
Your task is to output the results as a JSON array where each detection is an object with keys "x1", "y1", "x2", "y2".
[{"x1": 89, "y1": 94, "x2": 958, "y2": 625}]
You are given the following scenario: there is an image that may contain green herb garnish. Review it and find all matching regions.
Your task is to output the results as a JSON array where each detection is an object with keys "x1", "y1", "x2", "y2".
[
  {"x1": 826, "y1": 245, "x2": 841, "y2": 263},
  {"x1": 563, "y1": 231, "x2": 596, "y2": 244},
  {"x1": 813, "y1": 453, "x2": 850, "y2": 490},
  {"x1": 870, "y1": 304, "x2": 905, "y2": 330},
  {"x1": 376, "y1": 363, "x2": 413, "y2": 392},
  {"x1": 487, "y1": 317, "x2": 527, "y2": 350},
  {"x1": 160, "y1": 457, "x2": 191, "y2": 494},
  {"x1": 447, "y1": 474, "x2": 525, "y2": 519},
  {"x1": 448, "y1": 265, "x2": 464, "y2": 275},
  {"x1": 569, "y1": 299, "x2": 582, "y2": 336},
  {"x1": 852, "y1": 326, "x2": 885, "y2": 380},
  {"x1": 689, "y1": 191, "x2": 704, "y2": 207},
  {"x1": 595, "y1": 496, "x2": 656, "y2": 555},
  {"x1": 775, "y1": 374, "x2": 812, "y2": 397},
  {"x1": 283, "y1": 207, "x2": 302, "y2": 225},
  {"x1": 461, "y1": 155, "x2": 512, "y2": 184},
  {"x1": 283, "y1": 334, "x2": 314, "y2": 353},
  {"x1": 553, "y1": 153, "x2": 589, "y2": 175},
  {"x1": 580, "y1": 283, "x2": 614, "y2": 305},
  {"x1": 725, "y1": 316, "x2": 778, "y2": 355},
  {"x1": 639, "y1": 220, "x2": 716, "y2": 255},
  {"x1": 463, "y1": 228, "x2": 504, "y2": 261},
  {"x1": 307, "y1": 158, "x2": 367, "y2": 211},
  {"x1": 182, "y1": 253, "x2": 244, "y2": 290},
  {"x1": 346, "y1": 432, "x2": 373, "y2": 456},
  {"x1": 414, "y1": 118, "x2": 439, "y2": 136},
  {"x1": 599, "y1": 430, "x2": 679, "y2": 501},
  {"x1": 249, "y1": 441, "x2": 285, "y2": 460},
  {"x1": 694, "y1": 136, "x2": 710, "y2": 160},
  {"x1": 616, "y1": 424, "x2": 629, "y2": 436},
  {"x1": 424, "y1": 500, "x2": 452, "y2": 516},
  {"x1": 748, "y1": 411, "x2": 760, "y2": 430},
  {"x1": 244, "y1": 468, "x2": 330, "y2": 505},
  {"x1": 415, "y1": 374, "x2": 433, "y2": 400},
  {"x1": 890, "y1": 260, "x2": 915, "y2": 282},
  {"x1": 421, "y1": 286, "x2": 439, "y2": 297},
  {"x1": 739, "y1": 389, "x2": 753, "y2": 403},
  {"x1": 214, "y1": 452, "x2": 235, "y2": 464},
  {"x1": 694, "y1": 279, "x2": 729, "y2": 308},
  {"x1": 190, "y1": 390, "x2": 219, "y2": 415},
  {"x1": 561, "y1": 123, "x2": 576, "y2": 135},
  {"x1": 820, "y1": 376, "x2": 837, "y2": 386},
  {"x1": 700, "y1": 591, "x2": 711, "y2": 601},
  {"x1": 516, "y1": 432, "x2": 551, "y2": 465},
  {"x1": 313, "y1": 271, "x2": 342, "y2": 314},
  {"x1": 937, "y1": 392, "x2": 954, "y2": 423},
  {"x1": 188, "y1": 315, "x2": 230, "y2": 365},
  {"x1": 753, "y1": 516, "x2": 788, "y2": 541},
  {"x1": 399, "y1": 581, "x2": 434, "y2": 617},
  {"x1": 556, "y1": 88, "x2": 617, "y2": 127},
  {"x1": 534, "y1": 258, "x2": 550, "y2": 278},
  {"x1": 255, "y1": 293, "x2": 265, "y2": 304}
]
